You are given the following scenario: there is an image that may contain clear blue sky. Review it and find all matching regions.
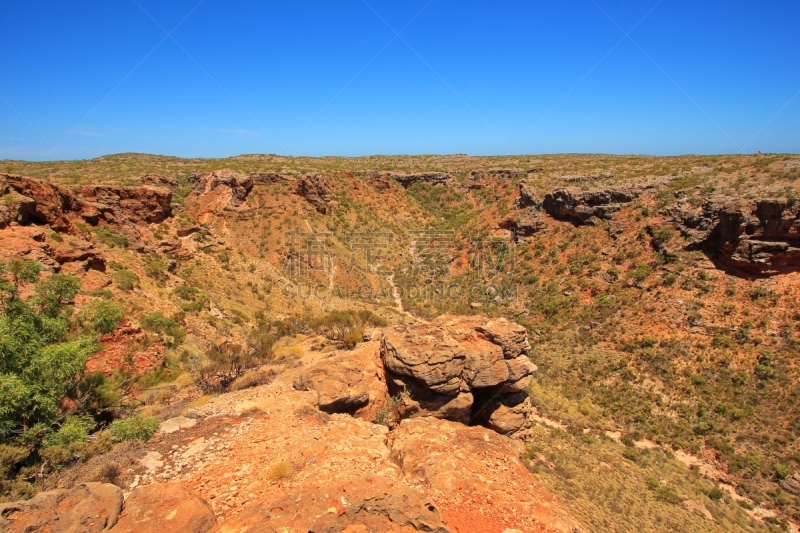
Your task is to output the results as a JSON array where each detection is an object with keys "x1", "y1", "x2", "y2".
[{"x1": 1, "y1": 1, "x2": 798, "y2": 160}]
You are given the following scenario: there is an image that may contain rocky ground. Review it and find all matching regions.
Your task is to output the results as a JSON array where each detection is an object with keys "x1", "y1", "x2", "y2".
[{"x1": 2, "y1": 328, "x2": 580, "y2": 533}]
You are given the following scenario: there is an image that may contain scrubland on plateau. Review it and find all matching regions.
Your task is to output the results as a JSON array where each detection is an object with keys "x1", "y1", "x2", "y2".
[{"x1": 0, "y1": 152, "x2": 799, "y2": 532}]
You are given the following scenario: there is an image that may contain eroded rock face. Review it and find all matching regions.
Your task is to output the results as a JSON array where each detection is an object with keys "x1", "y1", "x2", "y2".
[
  {"x1": 2, "y1": 174, "x2": 172, "y2": 231},
  {"x1": 295, "y1": 173, "x2": 332, "y2": 214},
  {"x1": 541, "y1": 187, "x2": 639, "y2": 225},
  {"x1": 0, "y1": 482, "x2": 123, "y2": 532},
  {"x1": 667, "y1": 196, "x2": 800, "y2": 273},
  {"x1": 380, "y1": 316, "x2": 537, "y2": 435},
  {"x1": 499, "y1": 211, "x2": 545, "y2": 238},
  {"x1": 470, "y1": 168, "x2": 522, "y2": 180},
  {"x1": 515, "y1": 181, "x2": 540, "y2": 209},
  {"x1": 113, "y1": 483, "x2": 216, "y2": 533},
  {"x1": 187, "y1": 170, "x2": 254, "y2": 220},
  {"x1": 779, "y1": 472, "x2": 800, "y2": 496},
  {"x1": 140, "y1": 174, "x2": 178, "y2": 188},
  {"x1": 217, "y1": 477, "x2": 449, "y2": 533},
  {"x1": 390, "y1": 172, "x2": 453, "y2": 188}
]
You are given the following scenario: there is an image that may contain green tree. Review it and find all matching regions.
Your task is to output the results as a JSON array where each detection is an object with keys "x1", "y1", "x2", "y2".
[{"x1": 35, "y1": 274, "x2": 81, "y2": 318}]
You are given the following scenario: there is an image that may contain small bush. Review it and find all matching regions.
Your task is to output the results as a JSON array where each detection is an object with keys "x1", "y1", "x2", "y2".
[
  {"x1": 0, "y1": 445, "x2": 29, "y2": 477},
  {"x1": 229, "y1": 369, "x2": 275, "y2": 391},
  {"x1": 342, "y1": 328, "x2": 364, "y2": 349},
  {"x1": 79, "y1": 300, "x2": 123, "y2": 334},
  {"x1": 654, "y1": 226, "x2": 675, "y2": 239},
  {"x1": 629, "y1": 264, "x2": 652, "y2": 283},
  {"x1": 266, "y1": 461, "x2": 294, "y2": 482},
  {"x1": 774, "y1": 463, "x2": 793, "y2": 481},
  {"x1": 112, "y1": 270, "x2": 139, "y2": 291},
  {"x1": 141, "y1": 312, "x2": 185, "y2": 347},
  {"x1": 749, "y1": 285, "x2": 774, "y2": 301},
  {"x1": 173, "y1": 286, "x2": 208, "y2": 313},
  {"x1": 93, "y1": 227, "x2": 129, "y2": 248},
  {"x1": 85, "y1": 289, "x2": 113, "y2": 299},
  {"x1": 43, "y1": 415, "x2": 95, "y2": 448},
  {"x1": 107, "y1": 416, "x2": 159, "y2": 442},
  {"x1": 145, "y1": 260, "x2": 169, "y2": 285}
]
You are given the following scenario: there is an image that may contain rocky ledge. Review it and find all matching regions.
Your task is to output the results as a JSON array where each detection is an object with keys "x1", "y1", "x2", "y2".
[
  {"x1": 666, "y1": 196, "x2": 800, "y2": 274},
  {"x1": 293, "y1": 316, "x2": 539, "y2": 437},
  {"x1": 0, "y1": 481, "x2": 216, "y2": 533},
  {"x1": 381, "y1": 316, "x2": 538, "y2": 437},
  {"x1": 0, "y1": 173, "x2": 172, "y2": 234}
]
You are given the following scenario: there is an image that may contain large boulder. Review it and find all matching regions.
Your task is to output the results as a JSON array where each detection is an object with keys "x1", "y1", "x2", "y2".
[
  {"x1": 292, "y1": 341, "x2": 390, "y2": 419},
  {"x1": 380, "y1": 316, "x2": 537, "y2": 435},
  {"x1": 293, "y1": 356, "x2": 371, "y2": 414},
  {"x1": 112, "y1": 482, "x2": 216, "y2": 533},
  {"x1": 515, "y1": 180, "x2": 540, "y2": 209},
  {"x1": 216, "y1": 477, "x2": 449, "y2": 533},
  {"x1": 0, "y1": 482, "x2": 123, "y2": 532}
]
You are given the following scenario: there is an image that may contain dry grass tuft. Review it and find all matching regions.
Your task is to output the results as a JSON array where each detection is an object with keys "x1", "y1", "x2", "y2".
[{"x1": 266, "y1": 461, "x2": 294, "y2": 482}]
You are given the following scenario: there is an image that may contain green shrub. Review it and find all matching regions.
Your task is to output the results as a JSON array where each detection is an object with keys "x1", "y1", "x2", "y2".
[
  {"x1": 654, "y1": 226, "x2": 675, "y2": 239},
  {"x1": 79, "y1": 300, "x2": 123, "y2": 334},
  {"x1": 774, "y1": 463, "x2": 793, "y2": 481},
  {"x1": 112, "y1": 270, "x2": 139, "y2": 291},
  {"x1": 308, "y1": 310, "x2": 386, "y2": 344},
  {"x1": 92, "y1": 227, "x2": 129, "y2": 248},
  {"x1": 173, "y1": 286, "x2": 209, "y2": 313},
  {"x1": 145, "y1": 260, "x2": 169, "y2": 285},
  {"x1": 0, "y1": 445, "x2": 29, "y2": 477},
  {"x1": 107, "y1": 416, "x2": 159, "y2": 442},
  {"x1": 140, "y1": 312, "x2": 185, "y2": 347},
  {"x1": 0, "y1": 260, "x2": 97, "y2": 440},
  {"x1": 43, "y1": 415, "x2": 95, "y2": 448},
  {"x1": 343, "y1": 328, "x2": 364, "y2": 349},
  {"x1": 629, "y1": 264, "x2": 652, "y2": 283}
]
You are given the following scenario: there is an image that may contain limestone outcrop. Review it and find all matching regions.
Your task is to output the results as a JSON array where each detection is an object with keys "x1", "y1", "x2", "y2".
[
  {"x1": 0, "y1": 482, "x2": 123, "y2": 532},
  {"x1": 187, "y1": 170, "x2": 254, "y2": 221},
  {"x1": 389, "y1": 417, "x2": 582, "y2": 533},
  {"x1": 380, "y1": 316, "x2": 537, "y2": 435},
  {"x1": 541, "y1": 187, "x2": 640, "y2": 225},
  {"x1": 666, "y1": 196, "x2": 800, "y2": 274},
  {"x1": 112, "y1": 482, "x2": 216, "y2": 533},
  {"x1": 217, "y1": 477, "x2": 450, "y2": 533},
  {"x1": 0, "y1": 482, "x2": 215, "y2": 533},
  {"x1": 1, "y1": 174, "x2": 172, "y2": 232},
  {"x1": 389, "y1": 172, "x2": 453, "y2": 188},
  {"x1": 295, "y1": 173, "x2": 333, "y2": 214}
]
